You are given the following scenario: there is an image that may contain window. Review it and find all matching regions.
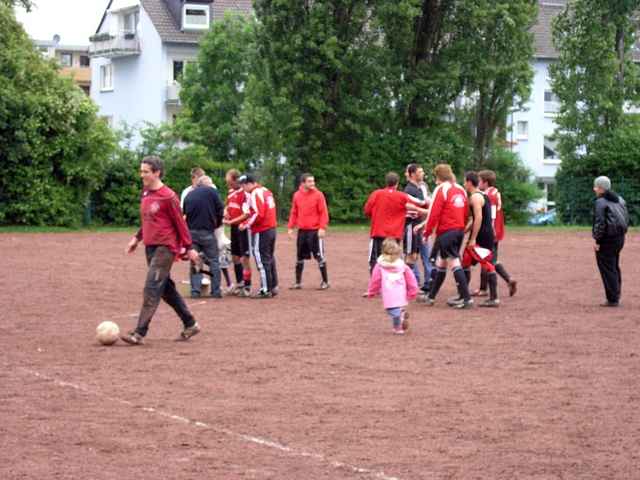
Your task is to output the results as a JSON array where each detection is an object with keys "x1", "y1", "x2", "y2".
[
  {"x1": 544, "y1": 90, "x2": 560, "y2": 113},
  {"x1": 516, "y1": 121, "x2": 528, "y2": 139},
  {"x1": 173, "y1": 60, "x2": 184, "y2": 82},
  {"x1": 183, "y1": 4, "x2": 210, "y2": 30},
  {"x1": 543, "y1": 136, "x2": 559, "y2": 161},
  {"x1": 60, "y1": 52, "x2": 73, "y2": 67},
  {"x1": 124, "y1": 10, "x2": 139, "y2": 34},
  {"x1": 100, "y1": 63, "x2": 113, "y2": 91},
  {"x1": 80, "y1": 55, "x2": 90, "y2": 67}
]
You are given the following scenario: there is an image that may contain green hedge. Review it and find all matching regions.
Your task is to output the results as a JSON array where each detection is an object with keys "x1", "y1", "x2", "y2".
[{"x1": 556, "y1": 176, "x2": 639, "y2": 225}]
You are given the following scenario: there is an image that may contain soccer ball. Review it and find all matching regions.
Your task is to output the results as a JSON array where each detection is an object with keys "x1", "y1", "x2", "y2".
[{"x1": 96, "y1": 321, "x2": 120, "y2": 346}]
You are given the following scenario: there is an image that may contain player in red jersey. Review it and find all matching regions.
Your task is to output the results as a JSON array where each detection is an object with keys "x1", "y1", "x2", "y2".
[
  {"x1": 239, "y1": 174, "x2": 279, "y2": 299},
  {"x1": 474, "y1": 170, "x2": 517, "y2": 297},
  {"x1": 364, "y1": 172, "x2": 428, "y2": 275},
  {"x1": 418, "y1": 164, "x2": 473, "y2": 309},
  {"x1": 223, "y1": 169, "x2": 252, "y2": 297},
  {"x1": 121, "y1": 156, "x2": 201, "y2": 345},
  {"x1": 288, "y1": 173, "x2": 330, "y2": 290}
]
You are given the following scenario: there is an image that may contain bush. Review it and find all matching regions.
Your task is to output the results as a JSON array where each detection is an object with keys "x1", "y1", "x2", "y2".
[
  {"x1": 91, "y1": 124, "x2": 239, "y2": 225},
  {"x1": 0, "y1": 7, "x2": 115, "y2": 226},
  {"x1": 556, "y1": 176, "x2": 639, "y2": 225},
  {"x1": 556, "y1": 121, "x2": 640, "y2": 224},
  {"x1": 483, "y1": 148, "x2": 541, "y2": 224}
]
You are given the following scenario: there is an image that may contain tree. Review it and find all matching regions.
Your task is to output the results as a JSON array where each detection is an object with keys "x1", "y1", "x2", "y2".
[
  {"x1": 550, "y1": 0, "x2": 640, "y2": 163},
  {"x1": 459, "y1": 0, "x2": 537, "y2": 166},
  {"x1": 0, "y1": 5, "x2": 115, "y2": 225},
  {"x1": 1, "y1": 0, "x2": 32, "y2": 10},
  {"x1": 253, "y1": 0, "x2": 386, "y2": 172},
  {"x1": 178, "y1": 13, "x2": 258, "y2": 166}
]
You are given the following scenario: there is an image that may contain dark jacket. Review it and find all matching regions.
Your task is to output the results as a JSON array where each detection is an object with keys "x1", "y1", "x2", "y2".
[
  {"x1": 593, "y1": 190, "x2": 629, "y2": 243},
  {"x1": 183, "y1": 186, "x2": 224, "y2": 231}
]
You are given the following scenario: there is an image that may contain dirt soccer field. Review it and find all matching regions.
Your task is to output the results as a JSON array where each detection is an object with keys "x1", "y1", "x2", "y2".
[{"x1": 0, "y1": 230, "x2": 638, "y2": 479}]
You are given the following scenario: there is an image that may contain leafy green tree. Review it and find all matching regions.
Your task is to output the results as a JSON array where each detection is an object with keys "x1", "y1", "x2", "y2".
[
  {"x1": 253, "y1": 0, "x2": 387, "y2": 171},
  {"x1": 459, "y1": 0, "x2": 537, "y2": 166},
  {"x1": 550, "y1": 0, "x2": 640, "y2": 223},
  {"x1": 550, "y1": 0, "x2": 640, "y2": 162},
  {"x1": 0, "y1": 6, "x2": 115, "y2": 226},
  {"x1": 178, "y1": 13, "x2": 257, "y2": 166},
  {"x1": 2, "y1": 0, "x2": 32, "y2": 10}
]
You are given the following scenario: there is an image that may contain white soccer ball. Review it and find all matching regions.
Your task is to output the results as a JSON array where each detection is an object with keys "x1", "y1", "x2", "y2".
[{"x1": 96, "y1": 321, "x2": 120, "y2": 346}]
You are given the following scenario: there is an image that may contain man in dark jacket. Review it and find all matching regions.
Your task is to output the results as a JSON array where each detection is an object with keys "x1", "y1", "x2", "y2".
[
  {"x1": 592, "y1": 176, "x2": 629, "y2": 307},
  {"x1": 184, "y1": 175, "x2": 225, "y2": 298}
]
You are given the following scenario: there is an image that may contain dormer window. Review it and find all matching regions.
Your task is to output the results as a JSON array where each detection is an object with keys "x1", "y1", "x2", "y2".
[{"x1": 183, "y1": 4, "x2": 210, "y2": 30}]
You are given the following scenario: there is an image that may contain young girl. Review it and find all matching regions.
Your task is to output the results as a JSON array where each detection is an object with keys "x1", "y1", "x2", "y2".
[{"x1": 367, "y1": 238, "x2": 419, "y2": 334}]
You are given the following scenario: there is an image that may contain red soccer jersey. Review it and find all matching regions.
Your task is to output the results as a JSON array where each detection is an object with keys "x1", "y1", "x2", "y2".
[
  {"x1": 423, "y1": 182, "x2": 468, "y2": 237},
  {"x1": 287, "y1": 186, "x2": 329, "y2": 230},
  {"x1": 485, "y1": 186, "x2": 505, "y2": 242},
  {"x1": 244, "y1": 185, "x2": 278, "y2": 233},
  {"x1": 135, "y1": 185, "x2": 192, "y2": 254},
  {"x1": 226, "y1": 188, "x2": 249, "y2": 223},
  {"x1": 364, "y1": 188, "x2": 411, "y2": 239}
]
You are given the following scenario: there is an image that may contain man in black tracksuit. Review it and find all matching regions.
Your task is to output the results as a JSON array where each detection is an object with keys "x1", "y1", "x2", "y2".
[{"x1": 592, "y1": 176, "x2": 629, "y2": 307}]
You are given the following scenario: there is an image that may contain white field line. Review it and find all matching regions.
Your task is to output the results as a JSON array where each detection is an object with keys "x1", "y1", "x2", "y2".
[{"x1": 20, "y1": 368, "x2": 401, "y2": 480}]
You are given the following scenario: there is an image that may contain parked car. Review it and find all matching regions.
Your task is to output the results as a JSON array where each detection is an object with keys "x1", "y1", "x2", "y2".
[{"x1": 528, "y1": 208, "x2": 557, "y2": 226}]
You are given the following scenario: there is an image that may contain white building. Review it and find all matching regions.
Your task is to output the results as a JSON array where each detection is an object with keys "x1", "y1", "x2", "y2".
[
  {"x1": 89, "y1": 0, "x2": 251, "y2": 132},
  {"x1": 509, "y1": 1, "x2": 566, "y2": 209}
]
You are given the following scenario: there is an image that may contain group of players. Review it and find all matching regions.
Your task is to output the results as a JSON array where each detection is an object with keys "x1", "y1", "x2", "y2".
[{"x1": 120, "y1": 156, "x2": 516, "y2": 345}]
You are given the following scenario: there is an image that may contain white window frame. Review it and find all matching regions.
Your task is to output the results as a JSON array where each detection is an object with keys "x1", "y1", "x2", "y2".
[
  {"x1": 544, "y1": 90, "x2": 560, "y2": 114},
  {"x1": 543, "y1": 135, "x2": 561, "y2": 165},
  {"x1": 182, "y1": 4, "x2": 210, "y2": 30},
  {"x1": 123, "y1": 9, "x2": 139, "y2": 35},
  {"x1": 100, "y1": 63, "x2": 114, "y2": 92},
  {"x1": 169, "y1": 57, "x2": 195, "y2": 84},
  {"x1": 516, "y1": 120, "x2": 528, "y2": 140}
]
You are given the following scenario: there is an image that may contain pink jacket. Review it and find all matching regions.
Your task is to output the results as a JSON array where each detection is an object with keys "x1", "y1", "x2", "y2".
[{"x1": 367, "y1": 257, "x2": 419, "y2": 309}]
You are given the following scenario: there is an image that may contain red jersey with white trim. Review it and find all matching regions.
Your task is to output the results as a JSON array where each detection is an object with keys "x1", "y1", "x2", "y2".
[
  {"x1": 485, "y1": 186, "x2": 505, "y2": 242},
  {"x1": 135, "y1": 185, "x2": 192, "y2": 255},
  {"x1": 364, "y1": 188, "x2": 412, "y2": 239},
  {"x1": 423, "y1": 182, "x2": 468, "y2": 237},
  {"x1": 287, "y1": 185, "x2": 329, "y2": 230},
  {"x1": 244, "y1": 185, "x2": 277, "y2": 233},
  {"x1": 226, "y1": 188, "x2": 249, "y2": 222}
]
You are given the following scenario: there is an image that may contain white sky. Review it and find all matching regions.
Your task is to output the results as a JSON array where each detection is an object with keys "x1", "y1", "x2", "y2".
[{"x1": 15, "y1": 0, "x2": 110, "y2": 46}]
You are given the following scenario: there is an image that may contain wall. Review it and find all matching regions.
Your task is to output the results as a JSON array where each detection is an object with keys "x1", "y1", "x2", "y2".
[
  {"x1": 509, "y1": 59, "x2": 561, "y2": 184},
  {"x1": 90, "y1": 5, "x2": 166, "y2": 135}
]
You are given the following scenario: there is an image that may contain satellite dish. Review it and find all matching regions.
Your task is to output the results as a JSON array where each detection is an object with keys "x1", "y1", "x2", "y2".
[{"x1": 52, "y1": 34, "x2": 60, "y2": 45}]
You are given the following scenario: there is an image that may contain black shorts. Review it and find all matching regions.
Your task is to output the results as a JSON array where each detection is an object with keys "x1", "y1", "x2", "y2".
[
  {"x1": 403, "y1": 222, "x2": 422, "y2": 255},
  {"x1": 297, "y1": 229, "x2": 325, "y2": 261},
  {"x1": 429, "y1": 237, "x2": 440, "y2": 263},
  {"x1": 230, "y1": 225, "x2": 251, "y2": 257},
  {"x1": 435, "y1": 229, "x2": 464, "y2": 260},
  {"x1": 368, "y1": 236, "x2": 386, "y2": 267}
]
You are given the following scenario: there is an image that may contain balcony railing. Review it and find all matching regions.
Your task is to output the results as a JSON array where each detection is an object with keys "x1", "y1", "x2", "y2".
[
  {"x1": 166, "y1": 82, "x2": 182, "y2": 105},
  {"x1": 89, "y1": 32, "x2": 140, "y2": 58},
  {"x1": 544, "y1": 101, "x2": 560, "y2": 114}
]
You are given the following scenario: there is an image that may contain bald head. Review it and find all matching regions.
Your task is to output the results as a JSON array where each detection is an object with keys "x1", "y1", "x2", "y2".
[{"x1": 197, "y1": 175, "x2": 214, "y2": 187}]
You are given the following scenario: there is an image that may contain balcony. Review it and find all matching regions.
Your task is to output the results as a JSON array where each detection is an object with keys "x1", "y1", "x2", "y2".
[
  {"x1": 89, "y1": 32, "x2": 140, "y2": 58},
  {"x1": 166, "y1": 82, "x2": 182, "y2": 105}
]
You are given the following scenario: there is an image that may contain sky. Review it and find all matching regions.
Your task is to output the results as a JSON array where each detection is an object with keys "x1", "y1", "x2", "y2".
[{"x1": 15, "y1": 0, "x2": 110, "y2": 46}]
